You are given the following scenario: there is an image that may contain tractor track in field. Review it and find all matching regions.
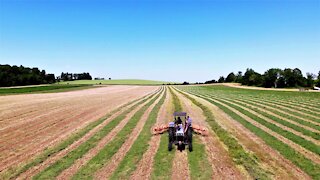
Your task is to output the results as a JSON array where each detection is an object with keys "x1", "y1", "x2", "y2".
[
  {"x1": 204, "y1": 96, "x2": 320, "y2": 165},
  {"x1": 56, "y1": 90, "x2": 162, "y2": 180},
  {"x1": 131, "y1": 87, "x2": 173, "y2": 180},
  {"x1": 94, "y1": 90, "x2": 165, "y2": 179},
  {"x1": 171, "y1": 150, "x2": 190, "y2": 180},
  {"x1": 16, "y1": 90, "x2": 157, "y2": 180},
  {"x1": 209, "y1": 95, "x2": 320, "y2": 145},
  {"x1": 175, "y1": 90, "x2": 244, "y2": 179},
  {"x1": 190, "y1": 93, "x2": 312, "y2": 179},
  {"x1": 0, "y1": 86, "x2": 157, "y2": 173}
]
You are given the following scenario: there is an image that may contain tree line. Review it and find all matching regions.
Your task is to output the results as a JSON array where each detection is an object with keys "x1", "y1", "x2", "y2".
[
  {"x1": 205, "y1": 68, "x2": 320, "y2": 88},
  {"x1": 57, "y1": 72, "x2": 92, "y2": 81},
  {"x1": 0, "y1": 64, "x2": 56, "y2": 87}
]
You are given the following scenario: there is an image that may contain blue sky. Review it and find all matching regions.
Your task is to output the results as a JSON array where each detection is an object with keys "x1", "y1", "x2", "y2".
[{"x1": 0, "y1": 0, "x2": 319, "y2": 82}]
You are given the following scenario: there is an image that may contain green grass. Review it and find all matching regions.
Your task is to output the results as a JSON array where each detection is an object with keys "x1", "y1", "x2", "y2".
[
  {"x1": 187, "y1": 136, "x2": 212, "y2": 180},
  {"x1": 70, "y1": 89, "x2": 163, "y2": 179},
  {"x1": 110, "y1": 88, "x2": 167, "y2": 179},
  {"x1": 207, "y1": 96, "x2": 320, "y2": 155},
  {"x1": 225, "y1": 96, "x2": 320, "y2": 130},
  {"x1": 220, "y1": 96, "x2": 320, "y2": 135},
  {"x1": 0, "y1": 89, "x2": 159, "y2": 180},
  {"x1": 178, "y1": 86, "x2": 320, "y2": 179},
  {"x1": 58, "y1": 79, "x2": 177, "y2": 85},
  {"x1": 174, "y1": 87, "x2": 270, "y2": 180},
  {"x1": 205, "y1": 94, "x2": 320, "y2": 139},
  {"x1": 33, "y1": 89, "x2": 162, "y2": 180},
  {"x1": 151, "y1": 134, "x2": 175, "y2": 180},
  {"x1": 0, "y1": 84, "x2": 94, "y2": 95}
]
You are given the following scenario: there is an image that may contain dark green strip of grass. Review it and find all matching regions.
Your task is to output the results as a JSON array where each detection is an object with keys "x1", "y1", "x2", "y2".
[
  {"x1": 207, "y1": 96, "x2": 320, "y2": 155},
  {"x1": 193, "y1": 93, "x2": 320, "y2": 179},
  {"x1": 175, "y1": 87, "x2": 270, "y2": 180},
  {"x1": 2, "y1": 89, "x2": 160, "y2": 180},
  {"x1": 110, "y1": 88, "x2": 167, "y2": 179},
  {"x1": 218, "y1": 96, "x2": 320, "y2": 140},
  {"x1": 70, "y1": 89, "x2": 163, "y2": 180},
  {"x1": 0, "y1": 84, "x2": 94, "y2": 95},
  {"x1": 33, "y1": 89, "x2": 162, "y2": 180}
]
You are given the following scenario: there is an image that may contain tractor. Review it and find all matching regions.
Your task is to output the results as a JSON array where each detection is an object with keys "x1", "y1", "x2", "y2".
[
  {"x1": 152, "y1": 112, "x2": 208, "y2": 152},
  {"x1": 168, "y1": 112, "x2": 193, "y2": 152}
]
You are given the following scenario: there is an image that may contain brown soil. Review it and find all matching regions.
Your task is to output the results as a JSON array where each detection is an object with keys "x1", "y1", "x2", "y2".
[
  {"x1": 204, "y1": 95, "x2": 320, "y2": 164},
  {"x1": 130, "y1": 87, "x2": 173, "y2": 180},
  {"x1": 93, "y1": 90, "x2": 165, "y2": 179},
  {"x1": 0, "y1": 86, "x2": 158, "y2": 173},
  {"x1": 16, "y1": 90, "x2": 157, "y2": 179},
  {"x1": 185, "y1": 92, "x2": 312, "y2": 179},
  {"x1": 174, "y1": 89, "x2": 244, "y2": 179}
]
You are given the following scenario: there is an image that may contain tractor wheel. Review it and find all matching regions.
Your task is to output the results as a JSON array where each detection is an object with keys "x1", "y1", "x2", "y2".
[
  {"x1": 188, "y1": 128, "x2": 193, "y2": 152},
  {"x1": 187, "y1": 128, "x2": 193, "y2": 143},
  {"x1": 189, "y1": 142, "x2": 193, "y2": 152},
  {"x1": 168, "y1": 142, "x2": 173, "y2": 151},
  {"x1": 168, "y1": 129, "x2": 174, "y2": 151}
]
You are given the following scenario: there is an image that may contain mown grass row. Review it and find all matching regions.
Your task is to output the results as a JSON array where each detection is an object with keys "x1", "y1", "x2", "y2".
[
  {"x1": 33, "y1": 88, "x2": 163, "y2": 179},
  {"x1": 174, "y1": 87, "x2": 270, "y2": 180},
  {"x1": 204, "y1": 95, "x2": 320, "y2": 155},
  {"x1": 208, "y1": 95, "x2": 320, "y2": 140},
  {"x1": 0, "y1": 88, "x2": 161, "y2": 180},
  {"x1": 238, "y1": 96, "x2": 320, "y2": 123},
  {"x1": 185, "y1": 87, "x2": 320, "y2": 129},
  {"x1": 180, "y1": 87, "x2": 320, "y2": 179},
  {"x1": 109, "y1": 88, "x2": 167, "y2": 179},
  {"x1": 229, "y1": 96, "x2": 320, "y2": 131},
  {"x1": 247, "y1": 95, "x2": 320, "y2": 115},
  {"x1": 187, "y1": 137, "x2": 212, "y2": 180},
  {"x1": 171, "y1": 87, "x2": 213, "y2": 180},
  {"x1": 70, "y1": 88, "x2": 164, "y2": 179},
  {"x1": 151, "y1": 87, "x2": 178, "y2": 180}
]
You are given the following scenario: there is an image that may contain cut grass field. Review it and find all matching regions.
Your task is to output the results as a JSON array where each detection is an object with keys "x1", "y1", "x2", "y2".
[
  {"x1": 177, "y1": 85, "x2": 320, "y2": 179},
  {"x1": 3, "y1": 83, "x2": 320, "y2": 179},
  {"x1": 0, "y1": 84, "x2": 94, "y2": 95},
  {"x1": 109, "y1": 89, "x2": 166, "y2": 179},
  {"x1": 58, "y1": 79, "x2": 176, "y2": 85},
  {"x1": 33, "y1": 88, "x2": 163, "y2": 179}
]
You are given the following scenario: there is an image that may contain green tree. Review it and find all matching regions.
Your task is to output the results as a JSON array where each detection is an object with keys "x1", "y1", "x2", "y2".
[
  {"x1": 225, "y1": 72, "x2": 236, "y2": 82},
  {"x1": 306, "y1": 73, "x2": 315, "y2": 87},
  {"x1": 235, "y1": 71, "x2": 243, "y2": 83},
  {"x1": 218, "y1": 76, "x2": 225, "y2": 83},
  {"x1": 263, "y1": 68, "x2": 282, "y2": 88}
]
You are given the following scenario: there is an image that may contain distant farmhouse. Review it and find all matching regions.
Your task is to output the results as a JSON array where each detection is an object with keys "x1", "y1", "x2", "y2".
[{"x1": 94, "y1": 77, "x2": 105, "y2": 80}]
